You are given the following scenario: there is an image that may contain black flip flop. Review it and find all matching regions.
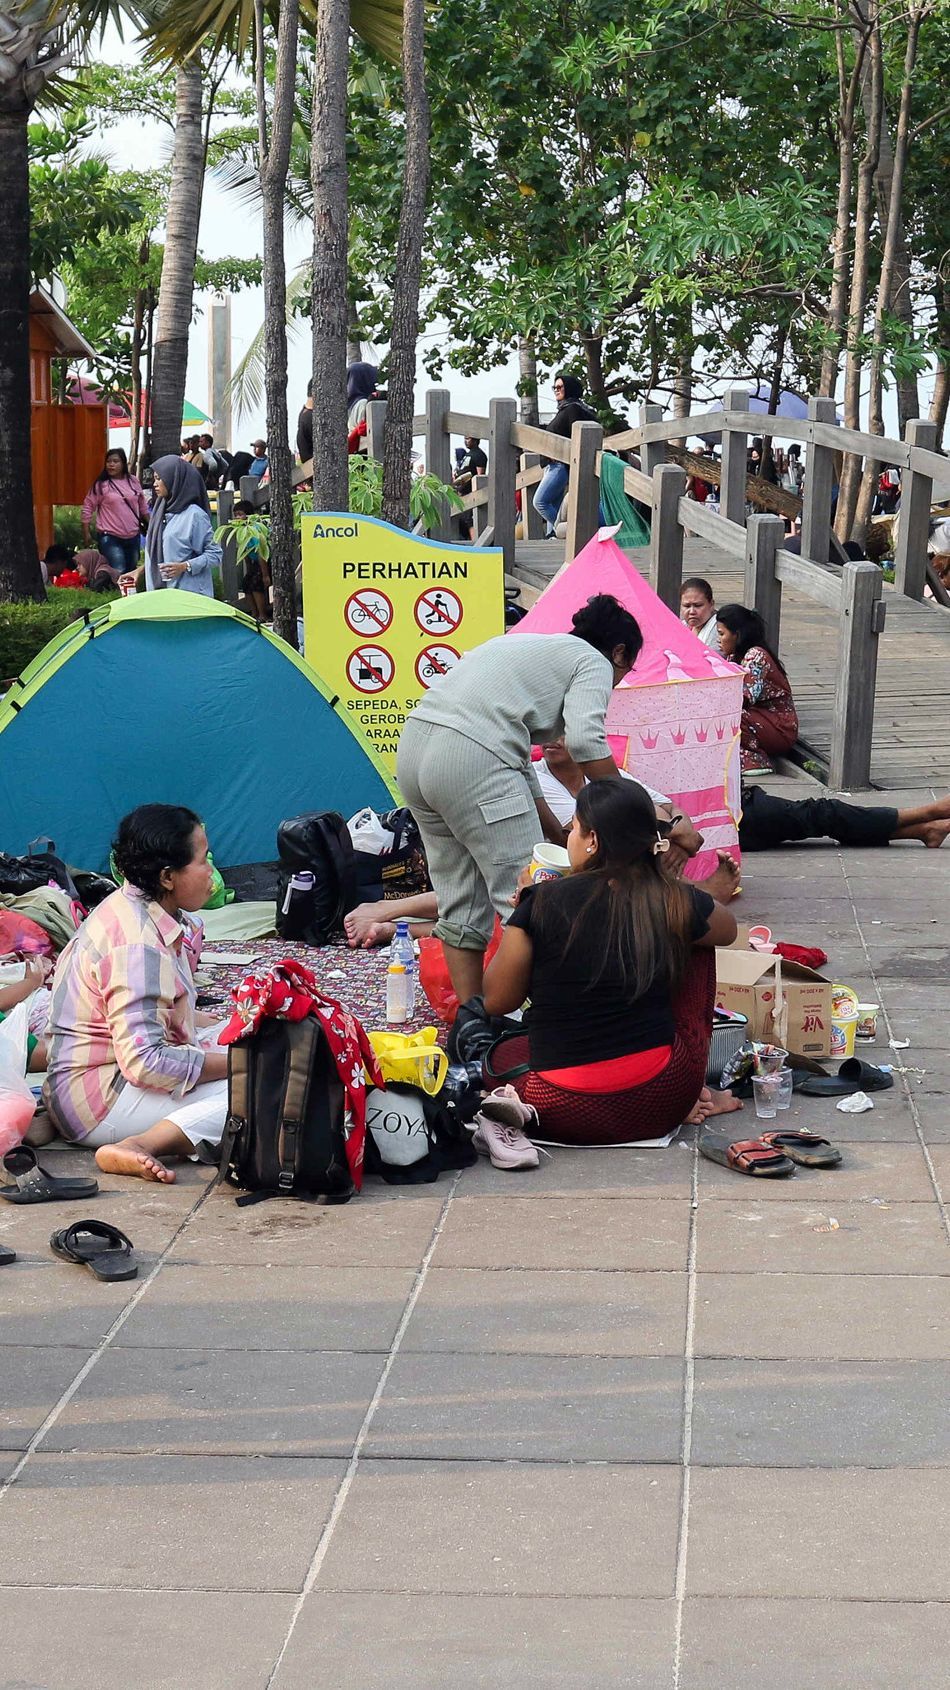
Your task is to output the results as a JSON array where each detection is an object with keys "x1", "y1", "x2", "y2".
[
  {"x1": 759, "y1": 1129, "x2": 842, "y2": 1168},
  {"x1": 1, "y1": 1146, "x2": 99, "y2": 1205},
  {"x1": 797, "y1": 1058, "x2": 893, "y2": 1097},
  {"x1": 699, "y1": 1131, "x2": 796, "y2": 1177},
  {"x1": 0, "y1": 1243, "x2": 14, "y2": 1266},
  {"x1": 49, "y1": 1220, "x2": 137, "y2": 1281}
]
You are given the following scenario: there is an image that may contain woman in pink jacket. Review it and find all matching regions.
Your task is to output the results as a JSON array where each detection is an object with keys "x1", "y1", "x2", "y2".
[{"x1": 81, "y1": 450, "x2": 150, "y2": 581}]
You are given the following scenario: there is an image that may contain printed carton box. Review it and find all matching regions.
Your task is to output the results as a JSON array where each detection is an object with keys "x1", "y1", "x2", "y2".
[{"x1": 715, "y1": 929, "x2": 833, "y2": 1060}]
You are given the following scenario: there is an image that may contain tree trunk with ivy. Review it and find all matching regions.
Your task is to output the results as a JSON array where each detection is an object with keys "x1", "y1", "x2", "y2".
[
  {"x1": 311, "y1": 0, "x2": 351, "y2": 511},
  {"x1": 151, "y1": 63, "x2": 204, "y2": 459},
  {"x1": 381, "y1": 0, "x2": 430, "y2": 529},
  {"x1": 257, "y1": 0, "x2": 300, "y2": 645}
]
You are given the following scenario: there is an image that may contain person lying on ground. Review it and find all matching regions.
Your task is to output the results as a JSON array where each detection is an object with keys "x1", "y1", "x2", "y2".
[
  {"x1": 0, "y1": 956, "x2": 53, "y2": 1072},
  {"x1": 740, "y1": 785, "x2": 950, "y2": 851},
  {"x1": 481, "y1": 779, "x2": 740, "y2": 1146},
  {"x1": 717, "y1": 603, "x2": 799, "y2": 773},
  {"x1": 44, "y1": 804, "x2": 230, "y2": 1184},
  {"x1": 397, "y1": 593, "x2": 642, "y2": 1006}
]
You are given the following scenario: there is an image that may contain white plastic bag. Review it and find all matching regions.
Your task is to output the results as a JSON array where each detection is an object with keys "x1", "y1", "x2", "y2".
[
  {"x1": 365, "y1": 1086, "x2": 430, "y2": 1167},
  {"x1": 0, "y1": 999, "x2": 38, "y2": 1156},
  {"x1": 347, "y1": 807, "x2": 394, "y2": 857}
]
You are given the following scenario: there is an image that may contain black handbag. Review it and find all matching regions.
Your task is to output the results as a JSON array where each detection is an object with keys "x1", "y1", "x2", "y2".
[{"x1": 0, "y1": 838, "x2": 79, "y2": 901}]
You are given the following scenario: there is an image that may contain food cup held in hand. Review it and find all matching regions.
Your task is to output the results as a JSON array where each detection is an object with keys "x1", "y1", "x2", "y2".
[
  {"x1": 529, "y1": 843, "x2": 571, "y2": 883},
  {"x1": 856, "y1": 1003, "x2": 879, "y2": 1041}
]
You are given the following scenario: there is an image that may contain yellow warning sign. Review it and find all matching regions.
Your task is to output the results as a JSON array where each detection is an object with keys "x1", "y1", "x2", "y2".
[{"x1": 301, "y1": 513, "x2": 505, "y2": 772}]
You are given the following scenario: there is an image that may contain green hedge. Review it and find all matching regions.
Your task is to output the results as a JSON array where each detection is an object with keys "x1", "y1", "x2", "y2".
[{"x1": 0, "y1": 588, "x2": 119, "y2": 682}]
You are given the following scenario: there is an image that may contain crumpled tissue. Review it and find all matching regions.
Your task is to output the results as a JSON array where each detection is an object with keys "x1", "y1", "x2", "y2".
[{"x1": 836, "y1": 1091, "x2": 874, "y2": 1113}]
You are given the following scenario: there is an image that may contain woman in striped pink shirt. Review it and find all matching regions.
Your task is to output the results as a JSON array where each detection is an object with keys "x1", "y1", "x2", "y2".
[{"x1": 44, "y1": 806, "x2": 230, "y2": 1183}]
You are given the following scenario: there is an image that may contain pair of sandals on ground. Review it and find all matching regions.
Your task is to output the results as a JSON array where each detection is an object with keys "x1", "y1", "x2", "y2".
[
  {"x1": 700, "y1": 1056, "x2": 894, "y2": 1177},
  {"x1": 0, "y1": 1145, "x2": 137, "y2": 1278}
]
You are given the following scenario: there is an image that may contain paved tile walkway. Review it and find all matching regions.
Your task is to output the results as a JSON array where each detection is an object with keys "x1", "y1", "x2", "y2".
[{"x1": 1, "y1": 782, "x2": 948, "y2": 1688}]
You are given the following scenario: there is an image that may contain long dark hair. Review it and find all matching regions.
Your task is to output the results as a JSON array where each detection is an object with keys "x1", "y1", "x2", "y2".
[
  {"x1": 536, "y1": 779, "x2": 694, "y2": 995},
  {"x1": 112, "y1": 804, "x2": 201, "y2": 902},
  {"x1": 571, "y1": 593, "x2": 643, "y2": 670},
  {"x1": 95, "y1": 447, "x2": 130, "y2": 489},
  {"x1": 716, "y1": 602, "x2": 786, "y2": 672}
]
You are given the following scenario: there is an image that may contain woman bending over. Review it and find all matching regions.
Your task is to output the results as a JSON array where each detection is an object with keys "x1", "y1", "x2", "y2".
[{"x1": 483, "y1": 780, "x2": 737, "y2": 1146}]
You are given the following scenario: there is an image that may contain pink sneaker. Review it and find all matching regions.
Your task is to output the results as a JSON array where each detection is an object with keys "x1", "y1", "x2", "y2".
[
  {"x1": 471, "y1": 1111, "x2": 540, "y2": 1171},
  {"x1": 484, "y1": 1084, "x2": 540, "y2": 1135}
]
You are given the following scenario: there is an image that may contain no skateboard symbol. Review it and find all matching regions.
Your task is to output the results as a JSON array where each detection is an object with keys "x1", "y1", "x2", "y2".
[
  {"x1": 345, "y1": 589, "x2": 393, "y2": 636},
  {"x1": 415, "y1": 644, "x2": 460, "y2": 688},
  {"x1": 346, "y1": 645, "x2": 395, "y2": 693},
  {"x1": 414, "y1": 588, "x2": 463, "y2": 636}
]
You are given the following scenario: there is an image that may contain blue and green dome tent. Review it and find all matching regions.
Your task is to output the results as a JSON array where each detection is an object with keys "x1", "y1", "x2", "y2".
[{"x1": 0, "y1": 593, "x2": 398, "y2": 872}]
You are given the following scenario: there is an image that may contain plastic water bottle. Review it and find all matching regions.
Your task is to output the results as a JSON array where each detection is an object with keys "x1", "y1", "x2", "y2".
[
  {"x1": 386, "y1": 962, "x2": 410, "y2": 1023},
  {"x1": 390, "y1": 918, "x2": 416, "y2": 1014}
]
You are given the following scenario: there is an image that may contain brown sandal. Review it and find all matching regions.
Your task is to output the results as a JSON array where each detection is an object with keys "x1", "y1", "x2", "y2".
[
  {"x1": 758, "y1": 1130, "x2": 842, "y2": 1168},
  {"x1": 699, "y1": 1131, "x2": 796, "y2": 1177}
]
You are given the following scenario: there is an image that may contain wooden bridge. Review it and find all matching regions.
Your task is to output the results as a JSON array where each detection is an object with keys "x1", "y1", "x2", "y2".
[
  {"x1": 404, "y1": 388, "x2": 950, "y2": 792},
  {"x1": 228, "y1": 386, "x2": 950, "y2": 793}
]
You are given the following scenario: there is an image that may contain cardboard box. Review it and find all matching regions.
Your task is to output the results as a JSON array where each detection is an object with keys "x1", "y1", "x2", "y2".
[{"x1": 715, "y1": 929, "x2": 834, "y2": 1060}]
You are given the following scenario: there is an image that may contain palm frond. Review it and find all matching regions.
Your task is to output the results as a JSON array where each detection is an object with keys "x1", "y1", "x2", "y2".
[
  {"x1": 227, "y1": 263, "x2": 311, "y2": 418},
  {"x1": 140, "y1": 0, "x2": 403, "y2": 67}
]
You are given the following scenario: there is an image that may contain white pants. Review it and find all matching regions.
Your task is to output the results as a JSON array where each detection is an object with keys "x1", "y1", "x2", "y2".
[{"x1": 81, "y1": 1021, "x2": 229, "y2": 1150}]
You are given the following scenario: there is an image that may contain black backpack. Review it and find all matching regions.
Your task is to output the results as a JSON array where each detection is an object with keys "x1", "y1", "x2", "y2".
[
  {"x1": 276, "y1": 811, "x2": 357, "y2": 944},
  {"x1": 219, "y1": 1015, "x2": 354, "y2": 1203}
]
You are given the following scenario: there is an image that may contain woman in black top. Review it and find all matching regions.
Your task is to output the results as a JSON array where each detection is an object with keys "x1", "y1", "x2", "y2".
[{"x1": 483, "y1": 780, "x2": 737, "y2": 1144}]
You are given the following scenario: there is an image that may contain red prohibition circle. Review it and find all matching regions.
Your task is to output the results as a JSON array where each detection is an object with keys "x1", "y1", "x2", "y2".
[
  {"x1": 346, "y1": 644, "x2": 396, "y2": 693},
  {"x1": 415, "y1": 644, "x2": 460, "y2": 688},
  {"x1": 344, "y1": 588, "x2": 394, "y2": 636}
]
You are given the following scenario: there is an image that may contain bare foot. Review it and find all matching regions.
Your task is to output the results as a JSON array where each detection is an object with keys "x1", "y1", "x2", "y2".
[
  {"x1": 897, "y1": 818, "x2": 950, "y2": 849},
  {"x1": 344, "y1": 904, "x2": 397, "y2": 948},
  {"x1": 697, "y1": 851, "x2": 742, "y2": 902},
  {"x1": 683, "y1": 1085, "x2": 743, "y2": 1125},
  {"x1": 95, "y1": 1144, "x2": 176, "y2": 1182}
]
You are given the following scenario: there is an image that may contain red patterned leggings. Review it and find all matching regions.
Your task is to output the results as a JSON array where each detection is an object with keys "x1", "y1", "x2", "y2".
[{"x1": 485, "y1": 951, "x2": 715, "y2": 1146}]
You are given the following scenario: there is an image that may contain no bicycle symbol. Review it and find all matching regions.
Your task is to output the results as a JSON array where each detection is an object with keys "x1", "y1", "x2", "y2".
[
  {"x1": 415, "y1": 644, "x2": 460, "y2": 688},
  {"x1": 345, "y1": 589, "x2": 394, "y2": 636},
  {"x1": 346, "y1": 645, "x2": 396, "y2": 694},
  {"x1": 414, "y1": 588, "x2": 463, "y2": 636}
]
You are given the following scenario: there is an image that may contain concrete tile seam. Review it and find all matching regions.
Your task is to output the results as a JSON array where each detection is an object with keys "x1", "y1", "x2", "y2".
[
  {"x1": 261, "y1": 1170, "x2": 464, "y2": 1690},
  {"x1": 0, "y1": 1176, "x2": 215, "y2": 1509},
  {"x1": 672, "y1": 1134, "x2": 700, "y2": 1690},
  {"x1": 845, "y1": 891, "x2": 950, "y2": 1247}
]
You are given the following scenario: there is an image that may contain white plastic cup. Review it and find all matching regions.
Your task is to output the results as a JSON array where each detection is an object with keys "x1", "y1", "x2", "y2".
[
  {"x1": 752, "y1": 1074, "x2": 781, "y2": 1120},
  {"x1": 774, "y1": 1067, "x2": 793, "y2": 1110},
  {"x1": 528, "y1": 843, "x2": 571, "y2": 883},
  {"x1": 856, "y1": 1003, "x2": 879, "y2": 1040}
]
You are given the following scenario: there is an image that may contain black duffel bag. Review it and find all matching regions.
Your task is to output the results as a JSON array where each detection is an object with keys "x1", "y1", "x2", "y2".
[{"x1": 0, "y1": 837, "x2": 80, "y2": 901}]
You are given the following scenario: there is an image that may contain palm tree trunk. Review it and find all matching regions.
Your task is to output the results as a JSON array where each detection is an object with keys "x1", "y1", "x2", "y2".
[
  {"x1": 381, "y1": 0, "x2": 430, "y2": 529},
  {"x1": 836, "y1": 14, "x2": 882, "y2": 540},
  {"x1": 151, "y1": 63, "x2": 204, "y2": 458},
  {"x1": 311, "y1": 0, "x2": 351, "y2": 511},
  {"x1": 257, "y1": 0, "x2": 300, "y2": 647},
  {"x1": 517, "y1": 336, "x2": 539, "y2": 425},
  {"x1": 0, "y1": 104, "x2": 44, "y2": 601},
  {"x1": 820, "y1": 5, "x2": 861, "y2": 397}
]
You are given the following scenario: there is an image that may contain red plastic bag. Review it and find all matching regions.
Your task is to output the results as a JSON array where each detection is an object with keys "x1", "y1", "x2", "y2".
[
  {"x1": 418, "y1": 919, "x2": 503, "y2": 1024},
  {"x1": 0, "y1": 909, "x2": 54, "y2": 957}
]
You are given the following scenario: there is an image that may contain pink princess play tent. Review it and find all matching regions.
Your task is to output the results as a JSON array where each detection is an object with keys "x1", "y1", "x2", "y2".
[{"x1": 512, "y1": 529, "x2": 744, "y2": 879}]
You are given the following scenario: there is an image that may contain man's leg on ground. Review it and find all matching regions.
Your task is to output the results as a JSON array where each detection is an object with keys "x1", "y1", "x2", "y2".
[{"x1": 739, "y1": 784, "x2": 898, "y2": 851}]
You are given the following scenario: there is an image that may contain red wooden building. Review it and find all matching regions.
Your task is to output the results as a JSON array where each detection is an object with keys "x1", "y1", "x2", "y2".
[{"x1": 30, "y1": 287, "x2": 107, "y2": 555}]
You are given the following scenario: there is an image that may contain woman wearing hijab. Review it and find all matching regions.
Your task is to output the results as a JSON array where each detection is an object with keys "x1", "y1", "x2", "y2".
[
  {"x1": 120, "y1": 456, "x2": 222, "y2": 598},
  {"x1": 533, "y1": 371, "x2": 598, "y2": 537},
  {"x1": 346, "y1": 361, "x2": 379, "y2": 430}
]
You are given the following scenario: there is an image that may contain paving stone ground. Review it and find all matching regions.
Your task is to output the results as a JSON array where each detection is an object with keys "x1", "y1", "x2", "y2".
[{"x1": 1, "y1": 777, "x2": 947, "y2": 1688}]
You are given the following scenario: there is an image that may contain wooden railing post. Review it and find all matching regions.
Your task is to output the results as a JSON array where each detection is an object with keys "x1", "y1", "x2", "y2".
[
  {"x1": 719, "y1": 386, "x2": 749, "y2": 524},
  {"x1": 471, "y1": 473, "x2": 488, "y2": 541},
  {"x1": 365, "y1": 399, "x2": 387, "y2": 464},
  {"x1": 744, "y1": 514, "x2": 785, "y2": 653},
  {"x1": 650, "y1": 463, "x2": 688, "y2": 610},
  {"x1": 830, "y1": 561, "x2": 885, "y2": 789},
  {"x1": 564, "y1": 419, "x2": 604, "y2": 561},
  {"x1": 521, "y1": 452, "x2": 545, "y2": 539},
  {"x1": 488, "y1": 397, "x2": 517, "y2": 568},
  {"x1": 639, "y1": 401, "x2": 667, "y2": 478},
  {"x1": 893, "y1": 418, "x2": 939, "y2": 600},
  {"x1": 424, "y1": 388, "x2": 454, "y2": 539},
  {"x1": 800, "y1": 396, "x2": 838, "y2": 563}
]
